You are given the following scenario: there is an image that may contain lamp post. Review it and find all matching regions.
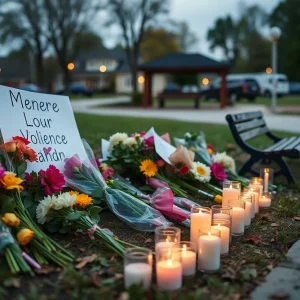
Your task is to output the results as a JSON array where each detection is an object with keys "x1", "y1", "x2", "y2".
[{"x1": 270, "y1": 27, "x2": 282, "y2": 113}]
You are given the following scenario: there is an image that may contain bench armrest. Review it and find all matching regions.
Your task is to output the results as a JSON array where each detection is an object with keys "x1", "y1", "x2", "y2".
[{"x1": 266, "y1": 131, "x2": 282, "y2": 143}]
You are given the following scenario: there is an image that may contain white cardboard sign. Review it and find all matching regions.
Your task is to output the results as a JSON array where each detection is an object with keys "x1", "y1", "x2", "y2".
[{"x1": 0, "y1": 85, "x2": 88, "y2": 172}]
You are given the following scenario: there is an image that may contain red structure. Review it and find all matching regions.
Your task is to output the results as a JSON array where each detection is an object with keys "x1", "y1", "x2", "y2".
[{"x1": 139, "y1": 53, "x2": 230, "y2": 108}]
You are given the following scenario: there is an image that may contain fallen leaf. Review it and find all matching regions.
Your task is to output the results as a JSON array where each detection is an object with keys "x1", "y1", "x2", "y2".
[
  {"x1": 241, "y1": 267, "x2": 257, "y2": 281},
  {"x1": 260, "y1": 213, "x2": 272, "y2": 222},
  {"x1": 90, "y1": 272, "x2": 101, "y2": 287},
  {"x1": 144, "y1": 238, "x2": 152, "y2": 244},
  {"x1": 35, "y1": 266, "x2": 61, "y2": 274},
  {"x1": 64, "y1": 242, "x2": 71, "y2": 248},
  {"x1": 244, "y1": 234, "x2": 261, "y2": 245},
  {"x1": 293, "y1": 216, "x2": 300, "y2": 221},
  {"x1": 271, "y1": 291, "x2": 289, "y2": 299},
  {"x1": 78, "y1": 247, "x2": 86, "y2": 252},
  {"x1": 75, "y1": 254, "x2": 97, "y2": 269},
  {"x1": 271, "y1": 223, "x2": 280, "y2": 227},
  {"x1": 270, "y1": 238, "x2": 275, "y2": 243}
]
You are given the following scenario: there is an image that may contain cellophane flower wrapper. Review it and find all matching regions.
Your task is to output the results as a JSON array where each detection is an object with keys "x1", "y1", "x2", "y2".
[
  {"x1": 64, "y1": 139, "x2": 171, "y2": 232},
  {"x1": 0, "y1": 221, "x2": 15, "y2": 253}
]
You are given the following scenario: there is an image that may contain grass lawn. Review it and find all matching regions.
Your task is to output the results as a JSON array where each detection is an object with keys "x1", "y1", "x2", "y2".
[
  {"x1": 68, "y1": 93, "x2": 119, "y2": 100},
  {"x1": 1, "y1": 113, "x2": 300, "y2": 299}
]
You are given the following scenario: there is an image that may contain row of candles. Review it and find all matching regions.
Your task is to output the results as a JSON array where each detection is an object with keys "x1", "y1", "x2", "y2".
[{"x1": 123, "y1": 168, "x2": 274, "y2": 292}]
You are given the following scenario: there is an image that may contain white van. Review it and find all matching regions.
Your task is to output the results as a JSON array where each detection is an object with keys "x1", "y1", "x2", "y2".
[{"x1": 227, "y1": 73, "x2": 289, "y2": 97}]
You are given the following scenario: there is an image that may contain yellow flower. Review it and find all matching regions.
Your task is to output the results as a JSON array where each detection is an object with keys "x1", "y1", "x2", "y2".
[
  {"x1": 2, "y1": 213, "x2": 20, "y2": 227},
  {"x1": 0, "y1": 174, "x2": 23, "y2": 192},
  {"x1": 139, "y1": 159, "x2": 158, "y2": 177},
  {"x1": 69, "y1": 191, "x2": 80, "y2": 197},
  {"x1": 100, "y1": 163, "x2": 109, "y2": 172},
  {"x1": 207, "y1": 148, "x2": 213, "y2": 155},
  {"x1": 214, "y1": 195, "x2": 222, "y2": 204},
  {"x1": 17, "y1": 228, "x2": 34, "y2": 245},
  {"x1": 75, "y1": 194, "x2": 93, "y2": 208}
]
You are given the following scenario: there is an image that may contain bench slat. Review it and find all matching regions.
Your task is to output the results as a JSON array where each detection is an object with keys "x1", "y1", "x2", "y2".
[
  {"x1": 264, "y1": 138, "x2": 288, "y2": 152},
  {"x1": 231, "y1": 111, "x2": 263, "y2": 123},
  {"x1": 283, "y1": 137, "x2": 300, "y2": 150},
  {"x1": 240, "y1": 126, "x2": 269, "y2": 141},
  {"x1": 272, "y1": 137, "x2": 298, "y2": 151},
  {"x1": 235, "y1": 118, "x2": 266, "y2": 132}
]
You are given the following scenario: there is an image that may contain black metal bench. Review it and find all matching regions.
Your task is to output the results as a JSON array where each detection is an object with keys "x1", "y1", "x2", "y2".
[
  {"x1": 226, "y1": 111, "x2": 300, "y2": 184},
  {"x1": 157, "y1": 92, "x2": 200, "y2": 108}
]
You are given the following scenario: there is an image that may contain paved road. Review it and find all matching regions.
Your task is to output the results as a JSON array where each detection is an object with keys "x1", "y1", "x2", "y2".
[{"x1": 71, "y1": 97, "x2": 300, "y2": 134}]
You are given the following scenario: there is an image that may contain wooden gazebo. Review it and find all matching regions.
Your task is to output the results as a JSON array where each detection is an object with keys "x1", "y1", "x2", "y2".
[{"x1": 139, "y1": 53, "x2": 230, "y2": 108}]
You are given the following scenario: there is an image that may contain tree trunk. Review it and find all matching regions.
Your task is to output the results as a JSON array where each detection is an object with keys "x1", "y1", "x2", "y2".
[
  {"x1": 35, "y1": 53, "x2": 44, "y2": 88},
  {"x1": 63, "y1": 66, "x2": 71, "y2": 93}
]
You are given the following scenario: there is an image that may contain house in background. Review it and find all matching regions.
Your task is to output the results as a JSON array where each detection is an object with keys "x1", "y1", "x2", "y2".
[{"x1": 70, "y1": 47, "x2": 167, "y2": 95}]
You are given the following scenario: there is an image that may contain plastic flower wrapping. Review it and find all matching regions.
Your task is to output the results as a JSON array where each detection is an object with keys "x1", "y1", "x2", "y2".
[{"x1": 63, "y1": 139, "x2": 171, "y2": 232}]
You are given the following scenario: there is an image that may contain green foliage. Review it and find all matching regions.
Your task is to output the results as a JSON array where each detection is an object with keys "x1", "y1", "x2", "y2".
[
  {"x1": 131, "y1": 92, "x2": 143, "y2": 106},
  {"x1": 273, "y1": 196, "x2": 300, "y2": 218}
]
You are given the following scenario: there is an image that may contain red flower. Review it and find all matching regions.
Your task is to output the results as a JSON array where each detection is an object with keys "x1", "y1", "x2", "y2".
[
  {"x1": 156, "y1": 159, "x2": 165, "y2": 168},
  {"x1": 12, "y1": 136, "x2": 30, "y2": 145},
  {"x1": 102, "y1": 167, "x2": 114, "y2": 181},
  {"x1": 143, "y1": 136, "x2": 154, "y2": 147},
  {"x1": 179, "y1": 165, "x2": 190, "y2": 176},
  {"x1": 39, "y1": 165, "x2": 65, "y2": 196},
  {"x1": 210, "y1": 162, "x2": 227, "y2": 181},
  {"x1": 24, "y1": 172, "x2": 34, "y2": 184},
  {"x1": 18, "y1": 143, "x2": 38, "y2": 162}
]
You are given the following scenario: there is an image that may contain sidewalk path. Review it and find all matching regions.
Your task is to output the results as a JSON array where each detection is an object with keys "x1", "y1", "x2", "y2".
[
  {"x1": 250, "y1": 239, "x2": 300, "y2": 300},
  {"x1": 71, "y1": 98, "x2": 300, "y2": 134}
]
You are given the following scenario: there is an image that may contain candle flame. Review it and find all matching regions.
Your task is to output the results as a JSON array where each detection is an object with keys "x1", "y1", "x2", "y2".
[
  {"x1": 183, "y1": 244, "x2": 187, "y2": 252},
  {"x1": 167, "y1": 259, "x2": 172, "y2": 266},
  {"x1": 230, "y1": 184, "x2": 232, "y2": 189},
  {"x1": 208, "y1": 232, "x2": 211, "y2": 236},
  {"x1": 218, "y1": 224, "x2": 221, "y2": 227}
]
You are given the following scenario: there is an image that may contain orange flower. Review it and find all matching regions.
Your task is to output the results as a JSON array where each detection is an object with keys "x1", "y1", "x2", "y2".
[
  {"x1": 0, "y1": 173, "x2": 23, "y2": 192},
  {"x1": 2, "y1": 213, "x2": 20, "y2": 227},
  {"x1": 17, "y1": 228, "x2": 34, "y2": 245},
  {"x1": 75, "y1": 194, "x2": 93, "y2": 207},
  {"x1": 18, "y1": 143, "x2": 38, "y2": 162},
  {"x1": 2, "y1": 142, "x2": 17, "y2": 153}
]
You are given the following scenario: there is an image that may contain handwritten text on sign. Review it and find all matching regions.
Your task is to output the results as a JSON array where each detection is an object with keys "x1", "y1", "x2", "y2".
[{"x1": 0, "y1": 85, "x2": 88, "y2": 172}]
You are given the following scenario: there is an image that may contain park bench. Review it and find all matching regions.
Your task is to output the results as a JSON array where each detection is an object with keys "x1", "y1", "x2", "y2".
[
  {"x1": 157, "y1": 92, "x2": 200, "y2": 108},
  {"x1": 226, "y1": 111, "x2": 300, "y2": 184}
]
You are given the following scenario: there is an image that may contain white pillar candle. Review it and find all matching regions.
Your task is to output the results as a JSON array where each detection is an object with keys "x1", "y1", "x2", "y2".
[
  {"x1": 211, "y1": 224, "x2": 230, "y2": 255},
  {"x1": 198, "y1": 233, "x2": 220, "y2": 271},
  {"x1": 244, "y1": 202, "x2": 252, "y2": 227},
  {"x1": 248, "y1": 189, "x2": 259, "y2": 214},
  {"x1": 190, "y1": 211, "x2": 211, "y2": 249},
  {"x1": 222, "y1": 187, "x2": 240, "y2": 207},
  {"x1": 156, "y1": 259, "x2": 182, "y2": 291},
  {"x1": 181, "y1": 245, "x2": 196, "y2": 276},
  {"x1": 124, "y1": 263, "x2": 152, "y2": 290},
  {"x1": 259, "y1": 195, "x2": 271, "y2": 208},
  {"x1": 213, "y1": 212, "x2": 230, "y2": 220},
  {"x1": 231, "y1": 207, "x2": 244, "y2": 235},
  {"x1": 155, "y1": 241, "x2": 175, "y2": 254},
  {"x1": 264, "y1": 172, "x2": 269, "y2": 192}
]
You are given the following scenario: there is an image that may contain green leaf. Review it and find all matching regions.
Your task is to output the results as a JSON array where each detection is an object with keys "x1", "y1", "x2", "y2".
[
  {"x1": 17, "y1": 162, "x2": 27, "y2": 179},
  {"x1": 23, "y1": 196, "x2": 33, "y2": 209},
  {"x1": 65, "y1": 212, "x2": 82, "y2": 221},
  {"x1": 0, "y1": 194, "x2": 16, "y2": 214}
]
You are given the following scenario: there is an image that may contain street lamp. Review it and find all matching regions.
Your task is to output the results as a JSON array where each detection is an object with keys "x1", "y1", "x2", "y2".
[{"x1": 270, "y1": 27, "x2": 282, "y2": 113}]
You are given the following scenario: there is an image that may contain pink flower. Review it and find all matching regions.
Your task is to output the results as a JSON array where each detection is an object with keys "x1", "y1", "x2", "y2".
[
  {"x1": 143, "y1": 136, "x2": 154, "y2": 147},
  {"x1": 169, "y1": 145, "x2": 195, "y2": 169},
  {"x1": 40, "y1": 165, "x2": 65, "y2": 196},
  {"x1": 24, "y1": 172, "x2": 33, "y2": 184},
  {"x1": 140, "y1": 132, "x2": 146, "y2": 137},
  {"x1": 210, "y1": 162, "x2": 227, "y2": 181},
  {"x1": 102, "y1": 167, "x2": 114, "y2": 181},
  {"x1": 179, "y1": 165, "x2": 190, "y2": 176},
  {"x1": 64, "y1": 155, "x2": 82, "y2": 178},
  {"x1": 156, "y1": 159, "x2": 165, "y2": 168},
  {"x1": 0, "y1": 165, "x2": 5, "y2": 180}
]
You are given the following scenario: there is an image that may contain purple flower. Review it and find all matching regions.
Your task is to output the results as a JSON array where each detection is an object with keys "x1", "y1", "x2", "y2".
[
  {"x1": 64, "y1": 155, "x2": 82, "y2": 179},
  {"x1": 0, "y1": 164, "x2": 5, "y2": 180}
]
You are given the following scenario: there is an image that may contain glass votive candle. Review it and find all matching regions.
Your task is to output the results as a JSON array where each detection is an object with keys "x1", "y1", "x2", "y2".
[
  {"x1": 222, "y1": 181, "x2": 241, "y2": 207},
  {"x1": 244, "y1": 186, "x2": 260, "y2": 214},
  {"x1": 175, "y1": 242, "x2": 197, "y2": 277},
  {"x1": 231, "y1": 201, "x2": 245, "y2": 236},
  {"x1": 260, "y1": 168, "x2": 274, "y2": 192},
  {"x1": 250, "y1": 177, "x2": 263, "y2": 199},
  {"x1": 198, "y1": 229, "x2": 221, "y2": 272},
  {"x1": 259, "y1": 192, "x2": 272, "y2": 209},
  {"x1": 190, "y1": 206, "x2": 212, "y2": 250},
  {"x1": 240, "y1": 192, "x2": 253, "y2": 228},
  {"x1": 156, "y1": 247, "x2": 182, "y2": 292},
  {"x1": 211, "y1": 219, "x2": 230, "y2": 255},
  {"x1": 155, "y1": 226, "x2": 181, "y2": 254},
  {"x1": 124, "y1": 248, "x2": 153, "y2": 291},
  {"x1": 211, "y1": 205, "x2": 232, "y2": 221}
]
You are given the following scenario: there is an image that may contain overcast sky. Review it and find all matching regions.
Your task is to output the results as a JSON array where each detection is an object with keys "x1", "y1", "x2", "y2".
[{"x1": 101, "y1": 0, "x2": 281, "y2": 61}]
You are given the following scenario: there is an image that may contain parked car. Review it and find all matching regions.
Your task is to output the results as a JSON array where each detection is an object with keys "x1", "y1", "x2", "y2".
[
  {"x1": 289, "y1": 81, "x2": 300, "y2": 95},
  {"x1": 201, "y1": 78, "x2": 260, "y2": 103},
  {"x1": 227, "y1": 73, "x2": 289, "y2": 97},
  {"x1": 18, "y1": 84, "x2": 44, "y2": 93},
  {"x1": 181, "y1": 85, "x2": 200, "y2": 93},
  {"x1": 57, "y1": 82, "x2": 94, "y2": 97}
]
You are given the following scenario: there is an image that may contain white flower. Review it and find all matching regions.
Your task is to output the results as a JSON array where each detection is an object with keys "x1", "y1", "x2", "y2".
[
  {"x1": 214, "y1": 152, "x2": 236, "y2": 173},
  {"x1": 36, "y1": 195, "x2": 55, "y2": 224},
  {"x1": 123, "y1": 137, "x2": 137, "y2": 148},
  {"x1": 108, "y1": 132, "x2": 128, "y2": 151},
  {"x1": 52, "y1": 193, "x2": 76, "y2": 210},
  {"x1": 191, "y1": 162, "x2": 211, "y2": 183},
  {"x1": 5, "y1": 171, "x2": 16, "y2": 176}
]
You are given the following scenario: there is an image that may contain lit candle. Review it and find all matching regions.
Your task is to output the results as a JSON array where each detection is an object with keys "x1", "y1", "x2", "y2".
[
  {"x1": 181, "y1": 244, "x2": 196, "y2": 276},
  {"x1": 211, "y1": 224, "x2": 230, "y2": 255},
  {"x1": 231, "y1": 207, "x2": 244, "y2": 235},
  {"x1": 198, "y1": 232, "x2": 220, "y2": 271},
  {"x1": 244, "y1": 201, "x2": 252, "y2": 227},
  {"x1": 190, "y1": 208, "x2": 211, "y2": 250},
  {"x1": 264, "y1": 171, "x2": 269, "y2": 192},
  {"x1": 124, "y1": 263, "x2": 152, "y2": 290},
  {"x1": 213, "y1": 212, "x2": 230, "y2": 220},
  {"x1": 156, "y1": 259, "x2": 182, "y2": 291},
  {"x1": 155, "y1": 239, "x2": 175, "y2": 254},
  {"x1": 259, "y1": 195, "x2": 271, "y2": 208},
  {"x1": 222, "y1": 185, "x2": 240, "y2": 207}
]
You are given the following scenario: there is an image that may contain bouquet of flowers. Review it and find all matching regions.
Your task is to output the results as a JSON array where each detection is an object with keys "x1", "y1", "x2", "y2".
[
  {"x1": 63, "y1": 139, "x2": 171, "y2": 232},
  {"x1": 0, "y1": 137, "x2": 73, "y2": 267}
]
